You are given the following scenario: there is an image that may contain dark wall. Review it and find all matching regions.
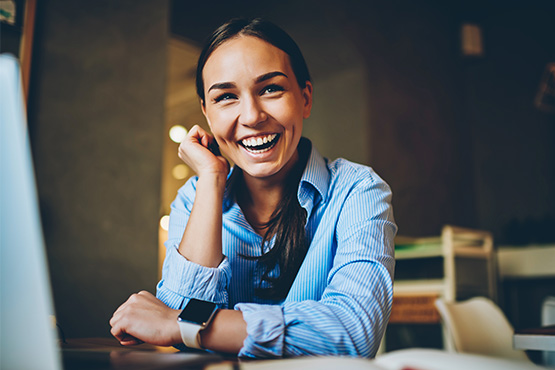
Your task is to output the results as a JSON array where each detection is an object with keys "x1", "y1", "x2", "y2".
[
  {"x1": 29, "y1": 0, "x2": 168, "y2": 338},
  {"x1": 339, "y1": 3, "x2": 476, "y2": 236},
  {"x1": 463, "y1": 4, "x2": 555, "y2": 245},
  {"x1": 339, "y1": 2, "x2": 555, "y2": 239}
]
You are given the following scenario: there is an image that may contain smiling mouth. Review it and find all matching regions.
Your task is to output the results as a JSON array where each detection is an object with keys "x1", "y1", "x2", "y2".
[{"x1": 240, "y1": 133, "x2": 280, "y2": 153}]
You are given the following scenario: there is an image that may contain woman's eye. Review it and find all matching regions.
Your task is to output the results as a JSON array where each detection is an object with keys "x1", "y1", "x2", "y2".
[
  {"x1": 213, "y1": 93, "x2": 236, "y2": 103},
  {"x1": 261, "y1": 84, "x2": 284, "y2": 95}
]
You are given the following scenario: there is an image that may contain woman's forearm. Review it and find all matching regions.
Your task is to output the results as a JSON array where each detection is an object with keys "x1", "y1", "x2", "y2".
[
  {"x1": 200, "y1": 309, "x2": 247, "y2": 354},
  {"x1": 178, "y1": 174, "x2": 227, "y2": 267}
]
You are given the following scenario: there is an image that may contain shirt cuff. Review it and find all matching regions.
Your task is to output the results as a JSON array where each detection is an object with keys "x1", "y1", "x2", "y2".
[
  {"x1": 235, "y1": 303, "x2": 285, "y2": 358},
  {"x1": 161, "y1": 245, "x2": 230, "y2": 304}
]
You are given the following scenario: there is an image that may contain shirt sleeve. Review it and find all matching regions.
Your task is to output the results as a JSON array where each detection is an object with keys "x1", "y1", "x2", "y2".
[
  {"x1": 235, "y1": 172, "x2": 396, "y2": 358},
  {"x1": 156, "y1": 177, "x2": 232, "y2": 309}
]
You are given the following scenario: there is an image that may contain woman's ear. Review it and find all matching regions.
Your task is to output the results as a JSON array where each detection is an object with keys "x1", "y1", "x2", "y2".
[{"x1": 302, "y1": 81, "x2": 313, "y2": 119}]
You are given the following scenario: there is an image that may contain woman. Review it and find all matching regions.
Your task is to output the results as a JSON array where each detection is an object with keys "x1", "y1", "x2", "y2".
[{"x1": 110, "y1": 18, "x2": 396, "y2": 358}]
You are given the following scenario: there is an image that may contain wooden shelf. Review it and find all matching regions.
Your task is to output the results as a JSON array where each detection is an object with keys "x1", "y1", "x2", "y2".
[
  {"x1": 395, "y1": 247, "x2": 443, "y2": 260},
  {"x1": 386, "y1": 225, "x2": 497, "y2": 351},
  {"x1": 393, "y1": 279, "x2": 446, "y2": 295}
]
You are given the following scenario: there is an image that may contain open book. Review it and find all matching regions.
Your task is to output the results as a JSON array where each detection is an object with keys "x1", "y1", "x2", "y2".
[{"x1": 239, "y1": 349, "x2": 546, "y2": 370}]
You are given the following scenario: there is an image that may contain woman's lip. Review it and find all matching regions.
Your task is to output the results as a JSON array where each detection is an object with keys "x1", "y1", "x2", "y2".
[{"x1": 237, "y1": 132, "x2": 279, "y2": 143}]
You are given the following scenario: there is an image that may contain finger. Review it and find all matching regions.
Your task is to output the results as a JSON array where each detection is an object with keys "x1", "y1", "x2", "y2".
[
  {"x1": 178, "y1": 131, "x2": 211, "y2": 159},
  {"x1": 109, "y1": 306, "x2": 128, "y2": 326},
  {"x1": 109, "y1": 315, "x2": 117, "y2": 328},
  {"x1": 188, "y1": 125, "x2": 213, "y2": 148},
  {"x1": 187, "y1": 125, "x2": 207, "y2": 141},
  {"x1": 118, "y1": 334, "x2": 143, "y2": 346},
  {"x1": 126, "y1": 292, "x2": 145, "y2": 305},
  {"x1": 111, "y1": 321, "x2": 142, "y2": 344},
  {"x1": 110, "y1": 325, "x2": 129, "y2": 343},
  {"x1": 119, "y1": 338, "x2": 143, "y2": 346},
  {"x1": 137, "y1": 290, "x2": 154, "y2": 298},
  {"x1": 200, "y1": 134, "x2": 210, "y2": 148},
  {"x1": 110, "y1": 304, "x2": 127, "y2": 323}
]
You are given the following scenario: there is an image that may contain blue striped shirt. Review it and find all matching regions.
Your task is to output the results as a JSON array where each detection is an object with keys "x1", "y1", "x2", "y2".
[{"x1": 157, "y1": 140, "x2": 396, "y2": 358}]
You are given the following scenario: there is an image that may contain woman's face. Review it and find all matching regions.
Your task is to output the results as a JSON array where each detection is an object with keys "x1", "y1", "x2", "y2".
[{"x1": 201, "y1": 35, "x2": 312, "y2": 181}]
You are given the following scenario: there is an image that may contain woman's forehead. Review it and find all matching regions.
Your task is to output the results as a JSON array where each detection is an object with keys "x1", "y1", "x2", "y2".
[{"x1": 202, "y1": 36, "x2": 292, "y2": 84}]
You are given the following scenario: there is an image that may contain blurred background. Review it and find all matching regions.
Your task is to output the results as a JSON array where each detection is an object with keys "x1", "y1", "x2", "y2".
[{"x1": 2, "y1": 0, "x2": 554, "y2": 354}]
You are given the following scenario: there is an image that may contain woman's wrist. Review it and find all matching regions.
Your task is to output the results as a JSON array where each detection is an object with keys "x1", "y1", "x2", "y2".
[{"x1": 196, "y1": 172, "x2": 227, "y2": 194}]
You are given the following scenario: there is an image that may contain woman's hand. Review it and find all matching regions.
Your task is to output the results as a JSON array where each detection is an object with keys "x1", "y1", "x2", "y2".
[
  {"x1": 178, "y1": 125, "x2": 229, "y2": 179},
  {"x1": 109, "y1": 291, "x2": 181, "y2": 347}
]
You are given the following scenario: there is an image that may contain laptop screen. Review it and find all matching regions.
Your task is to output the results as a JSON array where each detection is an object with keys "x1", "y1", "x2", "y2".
[{"x1": 0, "y1": 54, "x2": 62, "y2": 370}]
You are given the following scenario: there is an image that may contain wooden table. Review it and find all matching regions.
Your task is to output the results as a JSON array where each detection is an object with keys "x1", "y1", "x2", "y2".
[{"x1": 60, "y1": 338, "x2": 233, "y2": 369}]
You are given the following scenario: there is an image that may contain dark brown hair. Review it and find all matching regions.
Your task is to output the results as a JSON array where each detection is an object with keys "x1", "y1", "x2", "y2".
[{"x1": 196, "y1": 18, "x2": 311, "y2": 103}]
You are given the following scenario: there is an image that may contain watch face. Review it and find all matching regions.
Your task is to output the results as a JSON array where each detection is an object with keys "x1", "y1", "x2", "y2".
[{"x1": 178, "y1": 299, "x2": 217, "y2": 326}]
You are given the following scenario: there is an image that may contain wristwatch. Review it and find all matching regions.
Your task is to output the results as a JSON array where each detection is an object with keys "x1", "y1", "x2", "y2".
[{"x1": 177, "y1": 298, "x2": 218, "y2": 349}]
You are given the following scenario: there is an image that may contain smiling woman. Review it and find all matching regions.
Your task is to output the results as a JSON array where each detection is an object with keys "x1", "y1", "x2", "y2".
[{"x1": 110, "y1": 18, "x2": 397, "y2": 358}]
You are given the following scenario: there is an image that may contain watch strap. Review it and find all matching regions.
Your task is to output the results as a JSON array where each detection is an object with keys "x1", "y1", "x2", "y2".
[{"x1": 178, "y1": 320, "x2": 203, "y2": 349}]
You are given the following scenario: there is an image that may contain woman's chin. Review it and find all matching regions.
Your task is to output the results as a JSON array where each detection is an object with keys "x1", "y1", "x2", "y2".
[{"x1": 240, "y1": 163, "x2": 282, "y2": 180}]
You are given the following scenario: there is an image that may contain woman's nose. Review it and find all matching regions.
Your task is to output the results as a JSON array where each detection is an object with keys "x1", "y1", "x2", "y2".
[{"x1": 238, "y1": 96, "x2": 266, "y2": 127}]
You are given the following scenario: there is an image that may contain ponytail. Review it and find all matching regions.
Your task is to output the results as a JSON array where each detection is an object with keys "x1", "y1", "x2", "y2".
[{"x1": 237, "y1": 139, "x2": 311, "y2": 301}]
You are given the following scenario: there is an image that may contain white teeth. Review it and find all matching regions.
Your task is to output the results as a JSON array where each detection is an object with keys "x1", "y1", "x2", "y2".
[{"x1": 241, "y1": 133, "x2": 278, "y2": 148}]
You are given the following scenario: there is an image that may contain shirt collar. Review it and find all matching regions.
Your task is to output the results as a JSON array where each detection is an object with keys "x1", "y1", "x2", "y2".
[
  {"x1": 222, "y1": 167, "x2": 238, "y2": 212},
  {"x1": 298, "y1": 138, "x2": 330, "y2": 205}
]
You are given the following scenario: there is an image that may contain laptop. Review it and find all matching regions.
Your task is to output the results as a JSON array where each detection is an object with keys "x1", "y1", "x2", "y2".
[{"x1": 0, "y1": 54, "x2": 225, "y2": 369}]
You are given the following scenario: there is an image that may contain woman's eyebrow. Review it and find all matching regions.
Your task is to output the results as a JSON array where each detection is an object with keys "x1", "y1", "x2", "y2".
[
  {"x1": 207, "y1": 71, "x2": 288, "y2": 93},
  {"x1": 207, "y1": 82, "x2": 236, "y2": 93},
  {"x1": 255, "y1": 71, "x2": 288, "y2": 84}
]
